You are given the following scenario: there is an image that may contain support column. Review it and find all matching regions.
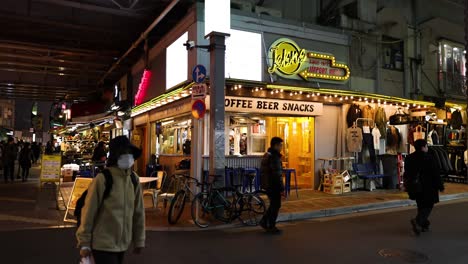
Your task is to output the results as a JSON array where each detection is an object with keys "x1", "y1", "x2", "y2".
[
  {"x1": 208, "y1": 32, "x2": 229, "y2": 182},
  {"x1": 465, "y1": 0, "x2": 468, "y2": 180},
  {"x1": 191, "y1": 117, "x2": 203, "y2": 186}
]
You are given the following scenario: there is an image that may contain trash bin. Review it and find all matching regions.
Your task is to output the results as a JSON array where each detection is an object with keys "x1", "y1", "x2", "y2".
[{"x1": 379, "y1": 154, "x2": 398, "y2": 189}]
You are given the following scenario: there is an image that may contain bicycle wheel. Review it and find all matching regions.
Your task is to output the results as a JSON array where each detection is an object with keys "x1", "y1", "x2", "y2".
[
  {"x1": 191, "y1": 192, "x2": 211, "y2": 228},
  {"x1": 238, "y1": 194, "x2": 266, "y2": 226},
  {"x1": 168, "y1": 190, "x2": 186, "y2": 225}
]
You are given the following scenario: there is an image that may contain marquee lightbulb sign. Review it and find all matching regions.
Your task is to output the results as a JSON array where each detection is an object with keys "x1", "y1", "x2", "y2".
[
  {"x1": 268, "y1": 38, "x2": 350, "y2": 82},
  {"x1": 135, "y1": 69, "x2": 152, "y2": 106}
]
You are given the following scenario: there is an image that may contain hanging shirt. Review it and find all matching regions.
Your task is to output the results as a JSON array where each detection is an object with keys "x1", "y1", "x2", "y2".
[
  {"x1": 372, "y1": 127, "x2": 381, "y2": 150},
  {"x1": 347, "y1": 127, "x2": 363, "y2": 152}
]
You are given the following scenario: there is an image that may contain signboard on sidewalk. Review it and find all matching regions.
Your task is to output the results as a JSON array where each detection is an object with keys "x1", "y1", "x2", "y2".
[
  {"x1": 40, "y1": 155, "x2": 62, "y2": 183},
  {"x1": 63, "y1": 177, "x2": 93, "y2": 223}
]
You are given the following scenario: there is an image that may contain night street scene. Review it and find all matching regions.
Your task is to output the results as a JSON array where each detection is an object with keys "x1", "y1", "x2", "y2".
[{"x1": 1, "y1": 0, "x2": 468, "y2": 263}]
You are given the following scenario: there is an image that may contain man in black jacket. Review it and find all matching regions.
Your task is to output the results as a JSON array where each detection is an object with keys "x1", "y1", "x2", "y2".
[
  {"x1": 404, "y1": 139, "x2": 444, "y2": 235},
  {"x1": 260, "y1": 137, "x2": 284, "y2": 233},
  {"x1": 3, "y1": 137, "x2": 17, "y2": 183}
]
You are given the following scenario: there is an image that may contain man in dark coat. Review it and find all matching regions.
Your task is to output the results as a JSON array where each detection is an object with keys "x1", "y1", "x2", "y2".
[
  {"x1": 3, "y1": 137, "x2": 17, "y2": 183},
  {"x1": 404, "y1": 139, "x2": 444, "y2": 235},
  {"x1": 259, "y1": 137, "x2": 284, "y2": 233}
]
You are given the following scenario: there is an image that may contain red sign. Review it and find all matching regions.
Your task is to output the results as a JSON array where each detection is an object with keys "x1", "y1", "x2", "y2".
[
  {"x1": 134, "y1": 69, "x2": 152, "y2": 106},
  {"x1": 191, "y1": 100, "x2": 206, "y2": 119}
]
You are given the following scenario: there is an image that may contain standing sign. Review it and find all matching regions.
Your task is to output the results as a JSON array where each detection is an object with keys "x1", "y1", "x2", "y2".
[
  {"x1": 192, "y1": 65, "x2": 207, "y2": 84},
  {"x1": 192, "y1": 83, "x2": 207, "y2": 99},
  {"x1": 63, "y1": 177, "x2": 93, "y2": 223},
  {"x1": 192, "y1": 100, "x2": 206, "y2": 119},
  {"x1": 40, "y1": 155, "x2": 62, "y2": 182}
]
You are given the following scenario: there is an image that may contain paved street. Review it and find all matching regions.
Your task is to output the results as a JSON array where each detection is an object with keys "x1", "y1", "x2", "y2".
[{"x1": 2, "y1": 200, "x2": 468, "y2": 264}]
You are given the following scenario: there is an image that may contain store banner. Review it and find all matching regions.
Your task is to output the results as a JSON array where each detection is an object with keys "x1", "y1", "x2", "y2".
[{"x1": 206, "y1": 96, "x2": 323, "y2": 116}]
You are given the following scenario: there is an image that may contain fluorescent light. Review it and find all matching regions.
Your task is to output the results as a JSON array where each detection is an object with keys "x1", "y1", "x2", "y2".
[
  {"x1": 166, "y1": 32, "x2": 188, "y2": 89},
  {"x1": 225, "y1": 30, "x2": 262, "y2": 81},
  {"x1": 205, "y1": 0, "x2": 230, "y2": 36}
]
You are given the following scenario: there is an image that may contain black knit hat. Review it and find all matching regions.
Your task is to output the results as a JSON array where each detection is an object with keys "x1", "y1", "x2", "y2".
[{"x1": 108, "y1": 136, "x2": 142, "y2": 160}]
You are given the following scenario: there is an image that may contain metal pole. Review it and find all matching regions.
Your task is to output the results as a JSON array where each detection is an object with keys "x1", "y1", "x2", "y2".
[
  {"x1": 465, "y1": 0, "x2": 468, "y2": 179},
  {"x1": 208, "y1": 32, "x2": 229, "y2": 183}
]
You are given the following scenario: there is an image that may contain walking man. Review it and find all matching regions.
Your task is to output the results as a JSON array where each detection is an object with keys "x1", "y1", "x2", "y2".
[
  {"x1": 260, "y1": 137, "x2": 284, "y2": 234},
  {"x1": 77, "y1": 136, "x2": 145, "y2": 264},
  {"x1": 3, "y1": 137, "x2": 17, "y2": 183},
  {"x1": 404, "y1": 139, "x2": 444, "y2": 235}
]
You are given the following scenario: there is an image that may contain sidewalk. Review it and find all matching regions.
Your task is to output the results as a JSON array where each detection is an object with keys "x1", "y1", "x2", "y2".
[{"x1": 2, "y1": 165, "x2": 468, "y2": 232}]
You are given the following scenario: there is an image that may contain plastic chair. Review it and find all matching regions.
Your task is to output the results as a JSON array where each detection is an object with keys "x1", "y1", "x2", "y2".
[
  {"x1": 283, "y1": 168, "x2": 298, "y2": 198},
  {"x1": 143, "y1": 171, "x2": 167, "y2": 209},
  {"x1": 242, "y1": 168, "x2": 259, "y2": 192}
]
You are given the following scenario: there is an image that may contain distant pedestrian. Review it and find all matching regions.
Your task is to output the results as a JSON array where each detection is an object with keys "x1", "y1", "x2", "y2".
[
  {"x1": 259, "y1": 137, "x2": 284, "y2": 234},
  {"x1": 19, "y1": 143, "x2": 33, "y2": 182},
  {"x1": 3, "y1": 137, "x2": 17, "y2": 183},
  {"x1": 92, "y1": 141, "x2": 107, "y2": 163},
  {"x1": 31, "y1": 142, "x2": 40, "y2": 164},
  {"x1": 404, "y1": 139, "x2": 445, "y2": 235},
  {"x1": 45, "y1": 141, "x2": 54, "y2": 155},
  {"x1": 77, "y1": 136, "x2": 145, "y2": 264}
]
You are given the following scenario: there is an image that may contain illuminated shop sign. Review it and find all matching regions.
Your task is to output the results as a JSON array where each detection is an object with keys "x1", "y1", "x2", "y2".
[
  {"x1": 135, "y1": 69, "x2": 152, "y2": 106},
  {"x1": 206, "y1": 96, "x2": 323, "y2": 116},
  {"x1": 268, "y1": 38, "x2": 350, "y2": 82}
]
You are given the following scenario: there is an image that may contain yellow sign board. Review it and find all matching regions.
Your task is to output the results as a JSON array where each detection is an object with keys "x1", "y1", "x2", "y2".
[
  {"x1": 67, "y1": 177, "x2": 93, "y2": 210},
  {"x1": 40, "y1": 155, "x2": 62, "y2": 182},
  {"x1": 268, "y1": 38, "x2": 350, "y2": 82}
]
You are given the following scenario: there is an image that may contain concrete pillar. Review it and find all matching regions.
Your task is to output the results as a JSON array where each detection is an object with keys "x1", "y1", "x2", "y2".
[{"x1": 207, "y1": 32, "x2": 229, "y2": 182}]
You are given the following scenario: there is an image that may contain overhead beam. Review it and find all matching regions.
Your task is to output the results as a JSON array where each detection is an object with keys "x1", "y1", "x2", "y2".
[
  {"x1": 0, "y1": 12, "x2": 130, "y2": 36},
  {"x1": 0, "y1": 41, "x2": 119, "y2": 58},
  {"x1": 0, "y1": 82, "x2": 95, "y2": 91},
  {"x1": 0, "y1": 67, "x2": 102, "y2": 78},
  {"x1": 0, "y1": 53, "x2": 109, "y2": 68},
  {"x1": 33, "y1": 0, "x2": 146, "y2": 18},
  {"x1": 0, "y1": 61, "x2": 107, "y2": 74}
]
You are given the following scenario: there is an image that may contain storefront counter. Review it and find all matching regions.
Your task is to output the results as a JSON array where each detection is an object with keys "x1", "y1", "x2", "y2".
[{"x1": 202, "y1": 155, "x2": 263, "y2": 170}]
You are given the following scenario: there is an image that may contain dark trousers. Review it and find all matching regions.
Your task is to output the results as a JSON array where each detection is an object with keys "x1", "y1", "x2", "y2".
[
  {"x1": 262, "y1": 190, "x2": 282, "y2": 228},
  {"x1": 359, "y1": 133, "x2": 377, "y2": 172},
  {"x1": 92, "y1": 250, "x2": 125, "y2": 264},
  {"x1": 416, "y1": 199, "x2": 434, "y2": 228},
  {"x1": 21, "y1": 167, "x2": 30, "y2": 181},
  {"x1": 3, "y1": 162, "x2": 14, "y2": 182}
]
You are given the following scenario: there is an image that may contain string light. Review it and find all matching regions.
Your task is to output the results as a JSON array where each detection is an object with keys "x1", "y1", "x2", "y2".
[
  {"x1": 359, "y1": 97, "x2": 362, "y2": 101},
  {"x1": 334, "y1": 94, "x2": 338, "y2": 97},
  {"x1": 299, "y1": 91, "x2": 303, "y2": 94},
  {"x1": 339, "y1": 97, "x2": 343, "y2": 101},
  {"x1": 317, "y1": 93, "x2": 321, "y2": 96},
  {"x1": 307, "y1": 94, "x2": 311, "y2": 98},
  {"x1": 280, "y1": 89, "x2": 284, "y2": 92},
  {"x1": 275, "y1": 90, "x2": 279, "y2": 94},
  {"x1": 290, "y1": 92, "x2": 293, "y2": 96},
  {"x1": 350, "y1": 96, "x2": 354, "y2": 99},
  {"x1": 383, "y1": 101, "x2": 387, "y2": 105},
  {"x1": 345, "y1": 96, "x2": 349, "y2": 100},
  {"x1": 271, "y1": 91, "x2": 274, "y2": 95}
]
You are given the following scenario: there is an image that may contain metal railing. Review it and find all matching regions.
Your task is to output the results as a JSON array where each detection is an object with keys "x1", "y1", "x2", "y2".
[{"x1": 439, "y1": 72, "x2": 467, "y2": 97}]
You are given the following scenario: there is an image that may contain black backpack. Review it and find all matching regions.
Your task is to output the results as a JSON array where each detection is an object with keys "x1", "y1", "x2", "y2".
[{"x1": 74, "y1": 169, "x2": 138, "y2": 227}]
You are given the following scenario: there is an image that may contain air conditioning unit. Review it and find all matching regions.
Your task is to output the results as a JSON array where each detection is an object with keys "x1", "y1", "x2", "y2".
[
  {"x1": 255, "y1": 6, "x2": 282, "y2": 18},
  {"x1": 231, "y1": 0, "x2": 253, "y2": 12}
]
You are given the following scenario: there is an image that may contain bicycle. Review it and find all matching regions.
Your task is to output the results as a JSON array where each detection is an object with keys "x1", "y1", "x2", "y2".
[
  {"x1": 167, "y1": 174, "x2": 201, "y2": 225},
  {"x1": 191, "y1": 175, "x2": 266, "y2": 228}
]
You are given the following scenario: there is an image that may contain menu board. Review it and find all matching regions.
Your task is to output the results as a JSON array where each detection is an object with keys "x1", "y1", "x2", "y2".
[
  {"x1": 40, "y1": 155, "x2": 62, "y2": 182},
  {"x1": 67, "y1": 177, "x2": 93, "y2": 210}
]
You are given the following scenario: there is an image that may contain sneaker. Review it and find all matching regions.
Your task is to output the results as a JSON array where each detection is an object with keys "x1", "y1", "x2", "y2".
[{"x1": 411, "y1": 219, "x2": 421, "y2": 236}]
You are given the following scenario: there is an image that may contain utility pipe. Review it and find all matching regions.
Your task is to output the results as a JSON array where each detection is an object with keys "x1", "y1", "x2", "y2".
[{"x1": 98, "y1": 0, "x2": 180, "y2": 84}]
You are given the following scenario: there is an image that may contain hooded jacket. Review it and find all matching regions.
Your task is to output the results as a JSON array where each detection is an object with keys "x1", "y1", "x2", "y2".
[
  {"x1": 260, "y1": 148, "x2": 284, "y2": 192},
  {"x1": 76, "y1": 166, "x2": 145, "y2": 252}
]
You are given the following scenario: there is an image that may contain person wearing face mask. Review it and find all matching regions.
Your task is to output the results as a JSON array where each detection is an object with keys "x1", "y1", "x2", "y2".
[{"x1": 76, "y1": 136, "x2": 145, "y2": 264}]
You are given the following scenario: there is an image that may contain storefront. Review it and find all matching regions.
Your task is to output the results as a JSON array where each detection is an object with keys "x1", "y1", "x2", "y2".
[{"x1": 129, "y1": 10, "x2": 467, "y2": 198}]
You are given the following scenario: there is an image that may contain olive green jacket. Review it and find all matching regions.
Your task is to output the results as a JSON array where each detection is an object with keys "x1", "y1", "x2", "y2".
[{"x1": 76, "y1": 167, "x2": 145, "y2": 252}]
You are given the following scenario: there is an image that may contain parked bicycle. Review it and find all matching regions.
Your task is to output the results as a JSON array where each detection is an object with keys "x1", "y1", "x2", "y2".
[
  {"x1": 191, "y1": 176, "x2": 266, "y2": 228},
  {"x1": 168, "y1": 174, "x2": 201, "y2": 225}
]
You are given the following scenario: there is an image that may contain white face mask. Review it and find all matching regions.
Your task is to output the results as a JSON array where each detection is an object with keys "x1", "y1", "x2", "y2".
[{"x1": 117, "y1": 154, "x2": 134, "y2": 169}]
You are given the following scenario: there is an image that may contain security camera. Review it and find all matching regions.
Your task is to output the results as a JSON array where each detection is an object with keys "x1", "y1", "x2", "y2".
[{"x1": 183, "y1": 40, "x2": 196, "y2": 50}]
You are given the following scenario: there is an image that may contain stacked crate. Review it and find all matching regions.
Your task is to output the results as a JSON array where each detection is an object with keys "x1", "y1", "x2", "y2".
[{"x1": 323, "y1": 170, "x2": 351, "y2": 194}]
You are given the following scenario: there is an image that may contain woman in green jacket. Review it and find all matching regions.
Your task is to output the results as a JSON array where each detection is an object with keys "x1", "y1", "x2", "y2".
[{"x1": 77, "y1": 136, "x2": 146, "y2": 264}]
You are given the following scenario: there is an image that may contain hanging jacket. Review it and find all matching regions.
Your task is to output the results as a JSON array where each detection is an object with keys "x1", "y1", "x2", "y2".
[
  {"x1": 451, "y1": 110, "x2": 463, "y2": 129},
  {"x1": 361, "y1": 105, "x2": 376, "y2": 121},
  {"x1": 374, "y1": 107, "x2": 387, "y2": 139},
  {"x1": 347, "y1": 104, "x2": 362, "y2": 128},
  {"x1": 386, "y1": 126, "x2": 401, "y2": 155}
]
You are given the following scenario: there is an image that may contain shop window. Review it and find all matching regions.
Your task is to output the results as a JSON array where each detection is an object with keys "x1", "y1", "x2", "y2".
[
  {"x1": 439, "y1": 40, "x2": 467, "y2": 95},
  {"x1": 226, "y1": 114, "x2": 315, "y2": 188},
  {"x1": 382, "y1": 36, "x2": 404, "y2": 71},
  {"x1": 157, "y1": 118, "x2": 191, "y2": 155}
]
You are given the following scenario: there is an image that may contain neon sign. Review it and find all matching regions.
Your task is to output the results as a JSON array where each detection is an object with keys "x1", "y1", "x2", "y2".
[
  {"x1": 135, "y1": 69, "x2": 152, "y2": 106},
  {"x1": 268, "y1": 38, "x2": 350, "y2": 82}
]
